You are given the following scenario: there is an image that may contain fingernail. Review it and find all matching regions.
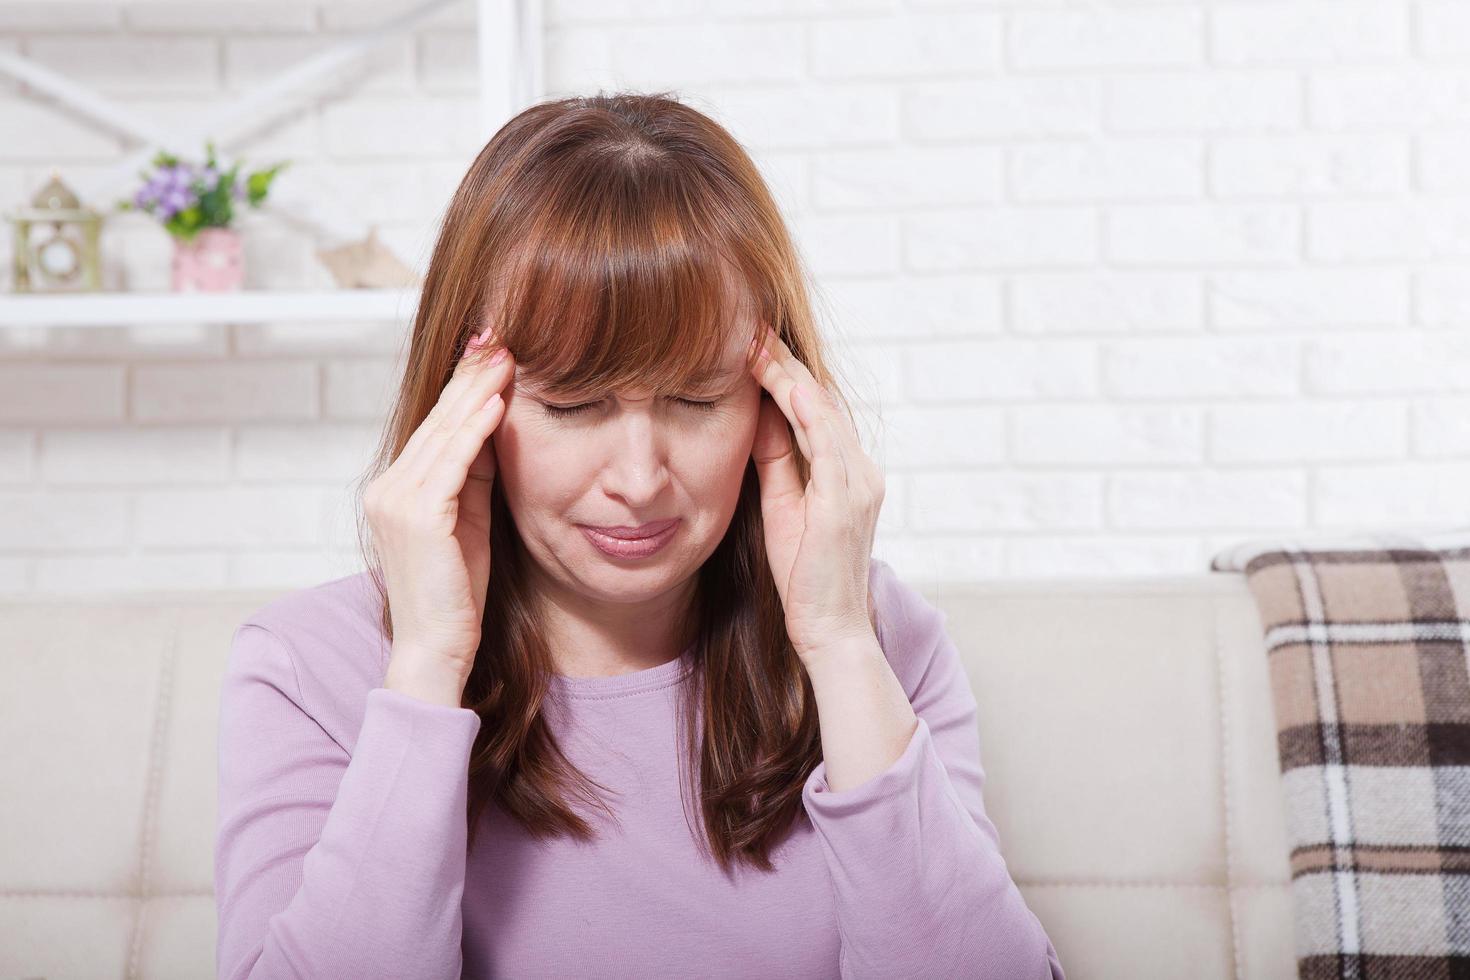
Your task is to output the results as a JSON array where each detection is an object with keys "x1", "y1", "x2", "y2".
[{"x1": 489, "y1": 346, "x2": 508, "y2": 366}]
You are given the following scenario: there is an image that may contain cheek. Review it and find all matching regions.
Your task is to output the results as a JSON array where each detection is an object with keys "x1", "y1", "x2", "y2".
[
  {"x1": 489, "y1": 406, "x2": 577, "y2": 507},
  {"x1": 688, "y1": 401, "x2": 761, "y2": 487}
]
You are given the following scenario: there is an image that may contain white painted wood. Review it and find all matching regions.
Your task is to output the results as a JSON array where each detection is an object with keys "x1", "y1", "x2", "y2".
[
  {"x1": 0, "y1": 288, "x2": 420, "y2": 327},
  {"x1": 479, "y1": 0, "x2": 544, "y2": 140},
  {"x1": 0, "y1": 50, "x2": 173, "y2": 147},
  {"x1": 0, "y1": 0, "x2": 524, "y2": 245},
  {"x1": 522, "y1": 0, "x2": 544, "y2": 106}
]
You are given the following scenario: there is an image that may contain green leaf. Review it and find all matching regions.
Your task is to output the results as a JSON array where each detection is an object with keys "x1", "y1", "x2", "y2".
[{"x1": 245, "y1": 161, "x2": 289, "y2": 206}]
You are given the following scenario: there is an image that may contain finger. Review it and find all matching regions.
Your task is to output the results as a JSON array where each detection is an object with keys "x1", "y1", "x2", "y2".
[
  {"x1": 750, "y1": 392, "x2": 804, "y2": 505},
  {"x1": 790, "y1": 378, "x2": 849, "y2": 496},
  {"x1": 402, "y1": 336, "x2": 514, "y2": 487},
  {"x1": 458, "y1": 434, "x2": 499, "y2": 536},
  {"x1": 750, "y1": 328, "x2": 813, "y2": 462},
  {"x1": 456, "y1": 385, "x2": 503, "y2": 535},
  {"x1": 421, "y1": 390, "x2": 505, "y2": 510},
  {"x1": 759, "y1": 325, "x2": 867, "y2": 484},
  {"x1": 394, "y1": 326, "x2": 495, "y2": 475}
]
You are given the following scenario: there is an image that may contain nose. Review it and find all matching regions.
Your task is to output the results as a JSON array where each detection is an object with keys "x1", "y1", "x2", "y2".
[{"x1": 599, "y1": 403, "x2": 671, "y2": 509}]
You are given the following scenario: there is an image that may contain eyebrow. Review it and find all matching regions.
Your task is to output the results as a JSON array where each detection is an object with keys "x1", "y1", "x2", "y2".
[{"x1": 517, "y1": 364, "x2": 741, "y2": 392}]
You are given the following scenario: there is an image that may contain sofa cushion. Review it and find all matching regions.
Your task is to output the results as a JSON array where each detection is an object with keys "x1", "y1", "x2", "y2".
[
  {"x1": 0, "y1": 571, "x2": 1297, "y2": 978},
  {"x1": 1212, "y1": 529, "x2": 1470, "y2": 978}
]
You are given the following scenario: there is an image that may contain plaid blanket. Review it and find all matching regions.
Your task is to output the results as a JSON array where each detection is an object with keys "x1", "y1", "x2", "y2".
[{"x1": 1211, "y1": 529, "x2": 1470, "y2": 979}]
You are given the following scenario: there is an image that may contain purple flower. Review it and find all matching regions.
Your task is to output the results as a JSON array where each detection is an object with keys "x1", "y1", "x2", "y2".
[{"x1": 135, "y1": 151, "x2": 238, "y2": 224}]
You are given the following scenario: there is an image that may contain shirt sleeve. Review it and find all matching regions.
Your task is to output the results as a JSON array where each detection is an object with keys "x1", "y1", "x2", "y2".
[
  {"x1": 800, "y1": 565, "x2": 1066, "y2": 980},
  {"x1": 214, "y1": 622, "x2": 482, "y2": 980}
]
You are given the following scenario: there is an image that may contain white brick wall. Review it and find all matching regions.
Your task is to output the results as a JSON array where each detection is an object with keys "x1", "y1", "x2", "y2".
[{"x1": 0, "y1": 0, "x2": 1459, "y2": 594}]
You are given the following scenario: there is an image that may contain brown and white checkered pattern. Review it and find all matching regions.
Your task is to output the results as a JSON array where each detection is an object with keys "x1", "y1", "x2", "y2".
[{"x1": 1212, "y1": 529, "x2": 1470, "y2": 980}]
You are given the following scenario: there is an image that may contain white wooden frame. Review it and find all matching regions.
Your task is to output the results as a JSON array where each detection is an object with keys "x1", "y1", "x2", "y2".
[{"x1": 0, "y1": 0, "x2": 543, "y2": 326}]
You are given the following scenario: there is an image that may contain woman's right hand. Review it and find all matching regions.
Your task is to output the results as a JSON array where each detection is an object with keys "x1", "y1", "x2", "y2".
[{"x1": 364, "y1": 326, "x2": 515, "y2": 702}]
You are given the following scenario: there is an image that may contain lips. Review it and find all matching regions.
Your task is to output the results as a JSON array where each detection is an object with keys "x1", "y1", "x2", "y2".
[{"x1": 581, "y1": 518, "x2": 679, "y2": 540}]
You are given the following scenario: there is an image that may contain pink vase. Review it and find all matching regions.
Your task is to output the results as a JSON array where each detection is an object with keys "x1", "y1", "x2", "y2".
[{"x1": 171, "y1": 227, "x2": 245, "y2": 292}]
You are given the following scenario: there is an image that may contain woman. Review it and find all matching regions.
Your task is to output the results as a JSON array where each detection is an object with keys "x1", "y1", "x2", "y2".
[{"x1": 214, "y1": 91, "x2": 1064, "y2": 980}]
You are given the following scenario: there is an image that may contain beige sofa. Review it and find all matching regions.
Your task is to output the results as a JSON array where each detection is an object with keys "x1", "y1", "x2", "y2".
[{"x1": 0, "y1": 569, "x2": 1296, "y2": 979}]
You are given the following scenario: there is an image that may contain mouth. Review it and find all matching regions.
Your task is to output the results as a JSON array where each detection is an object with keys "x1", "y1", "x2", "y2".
[
  {"x1": 578, "y1": 519, "x2": 681, "y2": 559},
  {"x1": 580, "y1": 518, "x2": 679, "y2": 540}
]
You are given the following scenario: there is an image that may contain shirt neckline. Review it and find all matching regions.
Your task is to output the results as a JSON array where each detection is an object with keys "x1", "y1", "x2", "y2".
[{"x1": 545, "y1": 642, "x2": 696, "y2": 701}]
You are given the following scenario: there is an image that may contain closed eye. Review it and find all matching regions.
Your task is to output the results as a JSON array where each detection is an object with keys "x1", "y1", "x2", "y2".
[
  {"x1": 543, "y1": 397, "x2": 720, "y2": 418},
  {"x1": 542, "y1": 401, "x2": 599, "y2": 418}
]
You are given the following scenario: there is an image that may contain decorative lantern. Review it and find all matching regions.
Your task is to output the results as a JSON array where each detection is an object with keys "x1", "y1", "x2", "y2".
[{"x1": 6, "y1": 173, "x2": 103, "y2": 293}]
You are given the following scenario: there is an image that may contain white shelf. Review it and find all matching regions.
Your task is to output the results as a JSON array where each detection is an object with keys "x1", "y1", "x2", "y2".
[{"x1": 0, "y1": 287, "x2": 421, "y2": 327}]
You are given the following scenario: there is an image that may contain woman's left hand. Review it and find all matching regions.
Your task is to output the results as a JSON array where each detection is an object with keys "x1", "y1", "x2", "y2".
[{"x1": 749, "y1": 323, "x2": 885, "y2": 666}]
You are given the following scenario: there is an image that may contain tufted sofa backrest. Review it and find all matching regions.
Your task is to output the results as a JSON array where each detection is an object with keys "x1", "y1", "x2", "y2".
[{"x1": 0, "y1": 571, "x2": 1292, "y2": 979}]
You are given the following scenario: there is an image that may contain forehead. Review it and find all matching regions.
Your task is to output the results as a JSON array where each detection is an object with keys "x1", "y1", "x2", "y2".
[
  {"x1": 516, "y1": 323, "x2": 754, "y2": 389},
  {"x1": 514, "y1": 359, "x2": 743, "y2": 392}
]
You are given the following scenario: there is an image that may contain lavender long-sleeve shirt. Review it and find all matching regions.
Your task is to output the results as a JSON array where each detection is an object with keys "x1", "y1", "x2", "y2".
[{"x1": 214, "y1": 557, "x2": 1065, "y2": 979}]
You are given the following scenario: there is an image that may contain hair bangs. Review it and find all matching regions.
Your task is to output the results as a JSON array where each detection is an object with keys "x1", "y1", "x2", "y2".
[{"x1": 485, "y1": 177, "x2": 765, "y2": 399}]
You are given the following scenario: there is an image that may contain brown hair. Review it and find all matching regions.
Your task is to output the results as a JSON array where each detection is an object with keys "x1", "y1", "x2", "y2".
[{"x1": 354, "y1": 91, "x2": 880, "y2": 876}]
